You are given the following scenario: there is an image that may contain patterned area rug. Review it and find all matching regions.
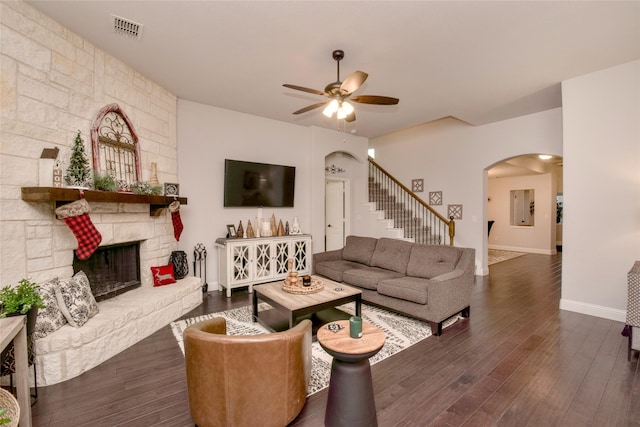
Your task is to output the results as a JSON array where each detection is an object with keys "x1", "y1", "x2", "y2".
[
  {"x1": 171, "y1": 303, "x2": 459, "y2": 395},
  {"x1": 488, "y1": 249, "x2": 527, "y2": 265}
]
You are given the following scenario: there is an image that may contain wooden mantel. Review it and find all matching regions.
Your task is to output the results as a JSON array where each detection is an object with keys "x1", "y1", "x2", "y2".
[{"x1": 21, "y1": 187, "x2": 187, "y2": 216}]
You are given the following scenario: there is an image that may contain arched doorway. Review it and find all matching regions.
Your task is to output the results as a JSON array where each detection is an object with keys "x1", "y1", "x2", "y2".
[
  {"x1": 324, "y1": 151, "x2": 358, "y2": 250},
  {"x1": 486, "y1": 153, "x2": 563, "y2": 265}
]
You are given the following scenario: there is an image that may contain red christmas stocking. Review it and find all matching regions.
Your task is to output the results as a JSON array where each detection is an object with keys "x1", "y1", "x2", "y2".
[
  {"x1": 169, "y1": 200, "x2": 183, "y2": 241},
  {"x1": 55, "y1": 198, "x2": 102, "y2": 260}
]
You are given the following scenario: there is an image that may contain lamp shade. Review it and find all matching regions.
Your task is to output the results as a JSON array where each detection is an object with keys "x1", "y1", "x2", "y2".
[
  {"x1": 323, "y1": 99, "x2": 339, "y2": 118},
  {"x1": 341, "y1": 101, "x2": 354, "y2": 115}
]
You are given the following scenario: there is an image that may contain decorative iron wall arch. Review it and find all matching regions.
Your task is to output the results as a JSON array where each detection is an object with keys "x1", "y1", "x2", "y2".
[{"x1": 91, "y1": 104, "x2": 142, "y2": 190}]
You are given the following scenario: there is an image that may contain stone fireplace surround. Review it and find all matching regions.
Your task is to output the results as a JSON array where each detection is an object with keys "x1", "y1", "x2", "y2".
[
  {"x1": 0, "y1": 1, "x2": 192, "y2": 386},
  {"x1": 21, "y1": 197, "x2": 203, "y2": 386},
  {"x1": 34, "y1": 275, "x2": 202, "y2": 386}
]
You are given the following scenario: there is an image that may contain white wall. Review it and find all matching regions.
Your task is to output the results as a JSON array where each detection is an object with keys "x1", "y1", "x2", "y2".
[
  {"x1": 177, "y1": 100, "x2": 313, "y2": 289},
  {"x1": 370, "y1": 108, "x2": 563, "y2": 275},
  {"x1": 177, "y1": 101, "x2": 370, "y2": 289},
  {"x1": 488, "y1": 173, "x2": 557, "y2": 254},
  {"x1": 560, "y1": 60, "x2": 640, "y2": 321}
]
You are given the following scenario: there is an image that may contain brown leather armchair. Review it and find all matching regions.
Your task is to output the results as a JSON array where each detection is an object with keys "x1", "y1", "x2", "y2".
[{"x1": 184, "y1": 317, "x2": 312, "y2": 427}]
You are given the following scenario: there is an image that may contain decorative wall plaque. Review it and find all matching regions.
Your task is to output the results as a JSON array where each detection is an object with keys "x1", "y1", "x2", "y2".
[
  {"x1": 325, "y1": 164, "x2": 346, "y2": 174},
  {"x1": 429, "y1": 191, "x2": 442, "y2": 205},
  {"x1": 91, "y1": 103, "x2": 141, "y2": 189},
  {"x1": 448, "y1": 204, "x2": 463, "y2": 220},
  {"x1": 411, "y1": 179, "x2": 424, "y2": 192}
]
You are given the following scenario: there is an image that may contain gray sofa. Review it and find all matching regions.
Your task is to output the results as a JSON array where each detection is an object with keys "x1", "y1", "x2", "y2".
[{"x1": 313, "y1": 236, "x2": 475, "y2": 335}]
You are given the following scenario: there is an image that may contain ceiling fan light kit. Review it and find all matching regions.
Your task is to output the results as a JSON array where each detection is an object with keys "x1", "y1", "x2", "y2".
[
  {"x1": 323, "y1": 99, "x2": 340, "y2": 117},
  {"x1": 284, "y1": 49, "x2": 399, "y2": 123},
  {"x1": 323, "y1": 99, "x2": 354, "y2": 119}
]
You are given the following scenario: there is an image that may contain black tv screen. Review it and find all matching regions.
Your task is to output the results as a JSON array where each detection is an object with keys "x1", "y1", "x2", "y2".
[{"x1": 223, "y1": 159, "x2": 295, "y2": 207}]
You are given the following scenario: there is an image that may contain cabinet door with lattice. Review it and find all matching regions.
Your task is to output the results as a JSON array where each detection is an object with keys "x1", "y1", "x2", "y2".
[
  {"x1": 292, "y1": 237, "x2": 311, "y2": 274},
  {"x1": 274, "y1": 241, "x2": 290, "y2": 275},
  {"x1": 254, "y1": 241, "x2": 274, "y2": 281},
  {"x1": 230, "y1": 243, "x2": 251, "y2": 284}
]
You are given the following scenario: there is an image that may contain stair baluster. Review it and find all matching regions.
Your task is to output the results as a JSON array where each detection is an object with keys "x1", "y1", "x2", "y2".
[{"x1": 368, "y1": 157, "x2": 454, "y2": 245}]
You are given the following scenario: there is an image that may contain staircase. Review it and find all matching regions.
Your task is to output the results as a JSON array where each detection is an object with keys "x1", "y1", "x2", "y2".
[{"x1": 368, "y1": 157, "x2": 454, "y2": 245}]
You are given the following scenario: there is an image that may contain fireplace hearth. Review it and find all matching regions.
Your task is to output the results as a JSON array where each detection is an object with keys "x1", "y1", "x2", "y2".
[{"x1": 73, "y1": 242, "x2": 141, "y2": 301}]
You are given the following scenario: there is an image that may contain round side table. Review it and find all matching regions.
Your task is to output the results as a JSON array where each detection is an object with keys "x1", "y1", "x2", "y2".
[{"x1": 317, "y1": 319, "x2": 385, "y2": 427}]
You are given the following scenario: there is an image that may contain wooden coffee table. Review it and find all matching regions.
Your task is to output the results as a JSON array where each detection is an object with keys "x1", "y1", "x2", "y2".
[{"x1": 252, "y1": 276, "x2": 362, "y2": 332}]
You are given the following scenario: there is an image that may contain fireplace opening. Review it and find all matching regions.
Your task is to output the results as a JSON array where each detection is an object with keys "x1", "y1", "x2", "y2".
[{"x1": 73, "y1": 242, "x2": 141, "y2": 301}]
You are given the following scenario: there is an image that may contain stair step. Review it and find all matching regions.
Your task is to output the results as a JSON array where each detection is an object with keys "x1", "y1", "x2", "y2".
[{"x1": 369, "y1": 173, "x2": 447, "y2": 246}]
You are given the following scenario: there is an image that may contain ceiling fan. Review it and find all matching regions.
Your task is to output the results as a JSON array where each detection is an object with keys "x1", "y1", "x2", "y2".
[{"x1": 283, "y1": 50, "x2": 399, "y2": 123}]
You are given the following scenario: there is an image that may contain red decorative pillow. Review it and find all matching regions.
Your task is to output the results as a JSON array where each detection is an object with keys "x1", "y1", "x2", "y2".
[{"x1": 151, "y1": 264, "x2": 176, "y2": 287}]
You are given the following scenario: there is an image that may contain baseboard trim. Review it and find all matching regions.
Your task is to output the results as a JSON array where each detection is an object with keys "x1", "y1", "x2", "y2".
[
  {"x1": 488, "y1": 245, "x2": 556, "y2": 255},
  {"x1": 203, "y1": 280, "x2": 220, "y2": 292},
  {"x1": 559, "y1": 298, "x2": 626, "y2": 323}
]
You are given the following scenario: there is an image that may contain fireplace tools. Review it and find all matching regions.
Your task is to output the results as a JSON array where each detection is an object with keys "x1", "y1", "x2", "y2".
[{"x1": 194, "y1": 243, "x2": 208, "y2": 292}]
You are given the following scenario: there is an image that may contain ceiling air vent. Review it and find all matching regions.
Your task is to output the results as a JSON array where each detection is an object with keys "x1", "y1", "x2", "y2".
[{"x1": 111, "y1": 14, "x2": 143, "y2": 39}]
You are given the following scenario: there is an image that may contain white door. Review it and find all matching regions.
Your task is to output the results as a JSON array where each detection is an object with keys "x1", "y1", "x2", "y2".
[{"x1": 325, "y1": 179, "x2": 346, "y2": 250}]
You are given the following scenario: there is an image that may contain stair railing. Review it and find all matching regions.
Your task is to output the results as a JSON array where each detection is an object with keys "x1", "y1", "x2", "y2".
[{"x1": 368, "y1": 157, "x2": 455, "y2": 245}]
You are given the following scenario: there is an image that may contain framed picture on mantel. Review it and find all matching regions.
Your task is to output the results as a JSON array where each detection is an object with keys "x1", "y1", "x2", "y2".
[{"x1": 226, "y1": 224, "x2": 237, "y2": 238}]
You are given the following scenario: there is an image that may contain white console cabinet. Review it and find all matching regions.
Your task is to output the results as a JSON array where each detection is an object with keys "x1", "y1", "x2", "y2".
[{"x1": 215, "y1": 235, "x2": 312, "y2": 297}]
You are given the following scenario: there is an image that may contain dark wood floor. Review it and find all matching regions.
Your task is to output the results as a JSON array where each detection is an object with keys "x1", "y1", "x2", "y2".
[{"x1": 30, "y1": 253, "x2": 639, "y2": 426}]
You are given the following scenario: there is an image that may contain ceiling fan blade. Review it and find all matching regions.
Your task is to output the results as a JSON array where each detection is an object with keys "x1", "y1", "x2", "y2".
[
  {"x1": 340, "y1": 71, "x2": 368, "y2": 95},
  {"x1": 345, "y1": 111, "x2": 356, "y2": 122},
  {"x1": 292, "y1": 101, "x2": 328, "y2": 115},
  {"x1": 283, "y1": 84, "x2": 326, "y2": 96},
  {"x1": 351, "y1": 95, "x2": 399, "y2": 105}
]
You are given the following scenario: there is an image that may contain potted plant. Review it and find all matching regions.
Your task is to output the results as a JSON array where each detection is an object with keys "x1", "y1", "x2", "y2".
[
  {"x1": 0, "y1": 279, "x2": 45, "y2": 319},
  {"x1": 0, "y1": 279, "x2": 45, "y2": 339},
  {"x1": 0, "y1": 279, "x2": 45, "y2": 374}
]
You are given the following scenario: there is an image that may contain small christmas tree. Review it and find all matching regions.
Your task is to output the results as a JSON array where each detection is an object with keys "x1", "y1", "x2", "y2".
[{"x1": 65, "y1": 130, "x2": 93, "y2": 188}]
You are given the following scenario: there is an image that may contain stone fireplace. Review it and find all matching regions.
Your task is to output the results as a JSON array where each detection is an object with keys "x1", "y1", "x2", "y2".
[
  {"x1": 2, "y1": 192, "x2": 182, "y2": 289},
  {"x1": 0, "y1": 2, "x2": 182, "y2": 290},
  {"x1": 0, "y1": 1, "x2": 203, "y2": 388},
  {"x1": 24, "y1": 193, "x2": 202, "y2": 388}
]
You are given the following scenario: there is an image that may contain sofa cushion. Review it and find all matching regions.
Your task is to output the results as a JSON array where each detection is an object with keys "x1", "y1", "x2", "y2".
[
  {"x1": 343, "y1": 268, "x2": 404, "y2": 290},
  {"x1": 406, "y1": 245, "x2": 461, "y2": 279},
  {"x1": 370, "y1": 238, "x2": 413, "y2": 274},
  {"x1": 315, "y1": 260, "x2": 369, "y2": 283},
  {"x1": 377, "y1": 276, "x2": 429, "y2": 305},
  {"x1": 343, "y1": 236, "x2": 378, "y2": 266}
]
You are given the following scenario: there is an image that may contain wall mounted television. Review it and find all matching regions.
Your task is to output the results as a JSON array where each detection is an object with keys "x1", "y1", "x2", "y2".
[{"x1": 223, "y1": 159, "x2": 296, "y2": 207}]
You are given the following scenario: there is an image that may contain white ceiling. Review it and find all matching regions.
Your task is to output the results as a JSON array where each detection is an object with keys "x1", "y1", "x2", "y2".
[{"x1": 27, "y1": 1, "x2": 639, "y2": 140}]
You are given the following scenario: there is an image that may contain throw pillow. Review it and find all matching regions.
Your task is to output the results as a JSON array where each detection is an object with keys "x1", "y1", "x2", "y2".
[
  {"x1": 151, "y1": 264, "x2": 176, "y2": 286},
  {"x1": 33, "y1": 277, "x2": 68, "y2": 339},
  {"x1": 55, "y1": 271, "x2": 99, "y2": 328}
]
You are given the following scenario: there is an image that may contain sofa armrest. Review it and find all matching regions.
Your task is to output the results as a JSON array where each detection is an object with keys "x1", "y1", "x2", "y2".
[
  {"x1": 312, "y1": 249, "x2": 343, "y2": 274},
  {"x1": 426, "y1": 273, "x2": 473, "y2": 321},
  {"x1": 430, "y1": 268, "x2": 464, "y2": 282},
  {"x1": 426, "y1": 248, "x2": 475, "y2": 320},
  {"x1": 313, "y1": 249, "x2": 344, "y2": 264}
]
